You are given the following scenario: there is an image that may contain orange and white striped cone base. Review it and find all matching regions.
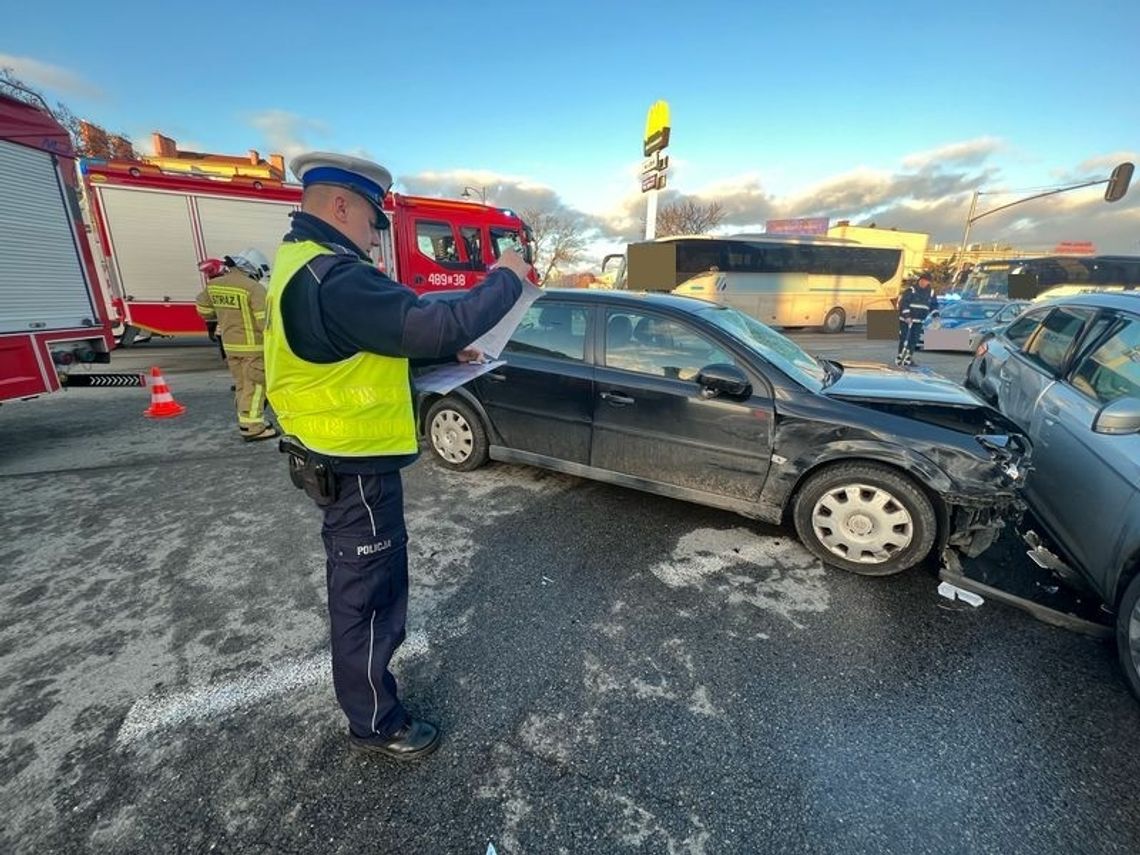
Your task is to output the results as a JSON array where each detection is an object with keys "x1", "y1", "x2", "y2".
[{"x1": 143, "y1": 366, "x2": 186, "y2": 418}]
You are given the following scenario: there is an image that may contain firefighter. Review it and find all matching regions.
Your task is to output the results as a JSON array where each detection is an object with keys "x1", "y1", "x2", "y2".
[
  {"x1": 264, "y1": 152, "x2": 531, "y2": 760},
  {"x1": 195, "y1": 250, "x2": 278, "y2": 441},
  {"x1": 196, "y1": 258, "x2": 229, "y2": 361},
  {"x1": 895, "y1": 270, "x2": 939, "y2": 366}
]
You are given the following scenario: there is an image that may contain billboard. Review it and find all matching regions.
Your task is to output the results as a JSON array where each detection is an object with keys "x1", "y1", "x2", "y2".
[{"x1": 765, "y1": 217, "x2": 829, "y2": 235}]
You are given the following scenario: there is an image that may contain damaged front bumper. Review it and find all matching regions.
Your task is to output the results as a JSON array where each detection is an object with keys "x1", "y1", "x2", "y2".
[
  {"x1": 942, "y1": 432, "x2": 1031, "y2": 560},
  {"x1": 943, "y1": 493, "x2": 1026, "y2": 559}
]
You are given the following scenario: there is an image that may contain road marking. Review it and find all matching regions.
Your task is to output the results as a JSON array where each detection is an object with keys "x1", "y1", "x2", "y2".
[{"x1": 116, "y1": 631, "x2": 429, "y2": 746}]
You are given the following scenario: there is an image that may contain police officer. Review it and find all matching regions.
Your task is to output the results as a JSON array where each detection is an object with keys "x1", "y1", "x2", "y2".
[
  {"x1": 896, "y1": 270, "x2": 939, "y2": 365},
  {"x1": 264, "y1": 152, "x2": 530, "y2": 761},
  {"x1": 195, "y1": 250, "x2": 278, "y2": 440}
]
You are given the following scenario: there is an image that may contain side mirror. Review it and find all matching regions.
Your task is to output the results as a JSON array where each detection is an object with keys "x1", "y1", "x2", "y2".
[
  {"x1": 1093, "y1": 397, "x2": 1140, "y2": 435},
  {"x1": 696, "y1": 363, "x2": 751, "y2": 400}
]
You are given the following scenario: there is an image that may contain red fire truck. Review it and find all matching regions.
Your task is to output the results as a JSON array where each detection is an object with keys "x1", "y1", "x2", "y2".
[
  {"x1": 0, "y1": 92, "x2": 115, "y2": 402},
  {"x1": 80, "y1": 159, "x2": 537, "y2": 344}
]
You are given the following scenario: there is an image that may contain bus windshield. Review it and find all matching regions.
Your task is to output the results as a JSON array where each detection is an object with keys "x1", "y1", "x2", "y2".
[{"x1": 965, "y1": 266, "x2": 1010, "y2": 298}]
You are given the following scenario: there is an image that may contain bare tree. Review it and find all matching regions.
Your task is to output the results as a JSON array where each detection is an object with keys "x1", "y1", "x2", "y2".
[
  {"x1": 653, "y1": 198, "x2": 726, "y2": 237},
  {"x1": 1, "y1": 67, "x2": 136, "y2": 159},
  {"x1": 520, "y1": 207, "x2": 590, "y2": 283}
]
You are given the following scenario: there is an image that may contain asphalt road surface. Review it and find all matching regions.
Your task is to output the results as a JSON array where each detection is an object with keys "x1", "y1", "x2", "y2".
[{"x1": 1, "y1": 336, "x2": 1137, "y2": 854}]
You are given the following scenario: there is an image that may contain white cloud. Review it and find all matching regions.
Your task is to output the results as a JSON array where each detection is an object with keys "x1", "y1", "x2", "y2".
[
  {"x1": 902, "y1": 136, "x2": 1004, "y2": 170},
  {"x1": 245, "y1": 110, "x2": 331, "y2": 171},
  {"x1": 0, "y1": 53, "x2": 102, "y2": 99}
]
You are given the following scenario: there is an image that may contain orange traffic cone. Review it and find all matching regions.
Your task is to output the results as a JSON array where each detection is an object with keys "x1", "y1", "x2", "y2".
[{"x1": 143, "y1": 366, "x2": 186, "y2": 418}]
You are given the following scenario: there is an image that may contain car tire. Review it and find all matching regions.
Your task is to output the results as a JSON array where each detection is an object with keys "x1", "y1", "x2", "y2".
[
  {"x1": 426, "y1": 396, "x2": 489, "y2": 472},
  {"x1": 792, "y1": 462, "x2": 937, "y2": 576},
  {"x1": 822, "y1": 308, "x2": 846, "y2": 334},
  {"x1": 1116, "y1": 572, "x2": 1140, "y2": 701}
]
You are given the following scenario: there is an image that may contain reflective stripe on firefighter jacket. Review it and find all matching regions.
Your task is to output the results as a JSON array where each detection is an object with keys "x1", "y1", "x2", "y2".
[
  {"x1": 263, "y1": 240, "x2": 417, "y2": 458},
  {"x1": 898, "y1": 286, "x2": 938, "y2": 322},
  {"x1": 194, "y1": 270, "x2": 268, "y2": 353}
]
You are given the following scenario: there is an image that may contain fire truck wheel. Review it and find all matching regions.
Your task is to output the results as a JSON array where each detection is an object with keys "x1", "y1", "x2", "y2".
[{"x1": 427, "y1": 397, "x2": 489, "y2": 472}]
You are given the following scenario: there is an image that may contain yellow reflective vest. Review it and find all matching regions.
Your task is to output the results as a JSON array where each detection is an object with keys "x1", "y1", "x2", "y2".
[{"x1": 263, "y1": 240, "x2": 417, "y2": 457}]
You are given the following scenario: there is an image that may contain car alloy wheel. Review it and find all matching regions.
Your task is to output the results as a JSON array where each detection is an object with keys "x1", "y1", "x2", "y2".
[
  {"x1": 810, "y1": 483, "x2": 915, "y2": 564},
  {"x1": 430, "y1": 408, "x2": 474, "y2": 465}
]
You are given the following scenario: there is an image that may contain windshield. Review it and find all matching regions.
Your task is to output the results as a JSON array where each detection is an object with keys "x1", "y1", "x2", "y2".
[
  {"x1": 696, "y1": 305, "x2": 828, "y2": 389},
  {"x1": 965, "y1": 268, "x2": 1009, "y2": 298},
  {"x1": 490, "y1": 228, "x2": 525, "y2": 260},
  {"x1": 940, "y1": 302, "x2": 1002, "y2": 320}
]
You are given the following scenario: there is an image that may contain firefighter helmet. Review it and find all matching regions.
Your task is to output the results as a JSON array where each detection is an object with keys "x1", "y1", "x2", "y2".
[
  {"x1": 197, "y1": 258, "x2": 228, "y2": 279},
  {"x1": 225, "y1": 248, "x2": 271, "y2": 281}
]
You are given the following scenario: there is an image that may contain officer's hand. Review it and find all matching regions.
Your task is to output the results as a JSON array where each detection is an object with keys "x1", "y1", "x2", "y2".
[
  {"x1": 457, "y1": 347, "x2": 484, "y2": 363},
  {"x1": 492, "y1": 249, "x2": 532, "y2": 282}
]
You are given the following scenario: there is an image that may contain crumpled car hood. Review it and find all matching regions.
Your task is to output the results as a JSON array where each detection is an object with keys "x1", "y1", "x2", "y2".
[{"x1": 822, "y1": 362, "x2": 985, "y2": 407}]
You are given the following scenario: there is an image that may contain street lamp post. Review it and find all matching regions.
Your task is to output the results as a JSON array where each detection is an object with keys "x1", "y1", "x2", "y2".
[
  {"x1": 461, "y1": 185, "x2": 486, "y2": 203},
  {"x1": 954, "y1": 162, "x2": 1133, "y2": 281}
]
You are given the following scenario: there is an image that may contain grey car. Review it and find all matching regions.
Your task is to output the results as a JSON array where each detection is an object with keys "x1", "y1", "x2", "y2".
[
  {"x1": 924, "y1": 299, "x2": 1030, "y2": 353},
  {"x1": 965, "y1": 292, "x2": 1140, "y2": 698}
]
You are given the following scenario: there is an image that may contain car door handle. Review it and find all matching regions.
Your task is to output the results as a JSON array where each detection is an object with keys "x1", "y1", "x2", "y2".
[
  {"x1": 600, "y1": 391, "x2": 635, "y2": 406},
  {"x1": 486, "y1": 372, "x2": 506, "y2": 382}
]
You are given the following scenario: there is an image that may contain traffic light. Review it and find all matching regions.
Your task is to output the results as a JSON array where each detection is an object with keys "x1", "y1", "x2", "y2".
[{"x1": 1105, "y1": 162, "x2": 1134, "y2": 203}]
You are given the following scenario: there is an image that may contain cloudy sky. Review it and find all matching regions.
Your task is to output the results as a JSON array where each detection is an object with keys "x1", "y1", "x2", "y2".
[{"x1": 5, "y1": 0, "x2": 1139, "y2": 264}]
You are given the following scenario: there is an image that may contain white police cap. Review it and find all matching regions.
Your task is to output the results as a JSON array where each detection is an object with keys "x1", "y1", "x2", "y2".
[{"x1": 290, "y1": 151, "x2": 394, "y2": 228}]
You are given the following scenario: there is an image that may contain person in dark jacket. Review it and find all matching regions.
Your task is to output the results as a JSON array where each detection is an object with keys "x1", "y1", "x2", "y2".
[
  {"x1": 896, "y1": 271, "x2": 939, "y2": 365},
  {"x1": 264, "y1": 152, "x2": 531, "y2": 760}
]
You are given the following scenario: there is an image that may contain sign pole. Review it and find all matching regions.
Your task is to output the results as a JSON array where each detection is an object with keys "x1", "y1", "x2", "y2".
[
  {"x1": 645, "y1": 189, "x2": 658, "y2": 240},
  {"x1": 641, "y1": 100, "x2": 671, "y2": 242}
]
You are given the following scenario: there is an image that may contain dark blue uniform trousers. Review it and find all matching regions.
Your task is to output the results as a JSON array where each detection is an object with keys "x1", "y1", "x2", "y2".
[{"x1": 320, "y1": 471, "x2": 409, "y2": 738}]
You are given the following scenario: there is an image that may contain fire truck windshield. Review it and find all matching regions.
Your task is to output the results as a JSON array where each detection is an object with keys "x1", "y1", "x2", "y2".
[{"x1": 491, "y1": 227, "x2": 532, "y2": 265}]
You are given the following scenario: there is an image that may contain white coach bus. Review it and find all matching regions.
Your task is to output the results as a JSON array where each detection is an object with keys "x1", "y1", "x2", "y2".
[{"x1": 608, "y1": 234, "x2": 903, "y2": 333}]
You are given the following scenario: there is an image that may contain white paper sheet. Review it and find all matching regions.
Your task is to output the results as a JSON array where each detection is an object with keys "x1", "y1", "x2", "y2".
[
  {"x1": 414, "y1": 360, "x2": 506, "y2": 396},
  {"x1": 467, "y1": 280, "x2": 544, "y2": 358}
]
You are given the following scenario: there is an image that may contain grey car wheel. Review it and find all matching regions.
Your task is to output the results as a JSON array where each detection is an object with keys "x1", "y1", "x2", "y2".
[
  {"x1": 1116, "y1": 572, "x2": 1140, "y2": 701},
  {"x1": 793, "y1": 462, "x2": 937, "y2": 576},
  {"x1": 427, "y1": 397, "x2": 489, "y2": 472}
]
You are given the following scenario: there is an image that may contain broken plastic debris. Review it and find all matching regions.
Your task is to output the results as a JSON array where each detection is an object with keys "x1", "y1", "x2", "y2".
[
  {"x1": 937, "y1": 581, "x2": 985, "y2": 608},
  {"x1": 487, "y1": 845, "x2": 498, "y2": 855}
]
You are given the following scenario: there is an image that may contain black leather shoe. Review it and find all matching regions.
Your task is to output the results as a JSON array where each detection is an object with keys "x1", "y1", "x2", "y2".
[{"x1": 349, "y1": 718, "x2": 441, "y2": 760}]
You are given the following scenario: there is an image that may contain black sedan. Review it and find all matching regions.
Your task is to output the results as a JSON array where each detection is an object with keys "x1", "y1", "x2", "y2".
[{"x1": 415, "y1": 290, "x2": 1029, "y2": 576}]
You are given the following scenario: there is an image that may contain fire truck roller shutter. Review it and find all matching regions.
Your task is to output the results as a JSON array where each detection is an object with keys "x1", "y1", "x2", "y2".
[
  {"x1": 0, "y1": 140, "x2": 99, "y2": 332},
  {"x1": 95, "y1": 186, "x2": 201, "y2": 302},
  {"x1": 196, "y1": 197, "x2": 296, "y2": 275}
]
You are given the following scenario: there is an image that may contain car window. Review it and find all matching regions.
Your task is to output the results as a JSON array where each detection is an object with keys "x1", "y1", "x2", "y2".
[
  {"x1": 505, "y1": 303, "x2": 589, "y2": 361},
  {"x1": 604, "y1": 310, "x2": 735, "y2": 381},
  {"x1": 997, "y1": 303, "x2": 1025, "y2": 322},
  {"x1": 1021, "y1": 307, "x2": 1091, "y2": 374},
  {"x1": 1003, "y1": 308, "x2": 1050, "y2": 348},
  {"x1": 1069, "y1": 316, "x2": 1140, "y2": 405}
]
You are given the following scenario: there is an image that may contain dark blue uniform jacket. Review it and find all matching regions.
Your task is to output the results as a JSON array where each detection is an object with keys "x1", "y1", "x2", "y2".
[{"x1": 278, "y1": 212, "x2": 523, "y2": 474}]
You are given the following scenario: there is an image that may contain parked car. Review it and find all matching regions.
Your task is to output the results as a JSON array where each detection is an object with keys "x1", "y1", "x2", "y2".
[
  {"x1": 965, "y1": 292, "x2": 1140, "y2": 698},
  {"x1": 923, "y1": 299, "x2": 1030, "y2": 353},
  {"x1": 416, "y1": 290, "x2": 1028, "y2": 577}
]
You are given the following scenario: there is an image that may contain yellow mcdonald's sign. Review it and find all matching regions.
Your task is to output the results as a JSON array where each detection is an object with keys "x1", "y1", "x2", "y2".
[{"x1": 643, "y1": 100, "x2": 671, "y2": 157}]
